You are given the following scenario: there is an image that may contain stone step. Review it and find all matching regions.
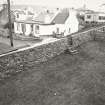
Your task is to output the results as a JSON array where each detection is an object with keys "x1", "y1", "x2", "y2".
[{"x1": 67, "y1": 48, "x2": 79, "y2": 54}]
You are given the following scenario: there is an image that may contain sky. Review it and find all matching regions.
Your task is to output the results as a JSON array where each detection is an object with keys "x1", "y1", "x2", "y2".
[{"x1": 0, "y1": 0, "x2": 105, "y2": 10}]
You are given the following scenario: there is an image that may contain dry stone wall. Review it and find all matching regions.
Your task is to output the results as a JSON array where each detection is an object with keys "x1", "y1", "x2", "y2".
[
  {"x1": 1, "y1": 25, "x2": 105, "y2": 78},
  {"x1": 0, "y1": 38, "x2": 68, "y2": 78}
]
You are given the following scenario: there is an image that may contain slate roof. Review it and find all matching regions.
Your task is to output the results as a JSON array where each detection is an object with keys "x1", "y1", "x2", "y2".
[
  {"x1": 51, "y1": 9, "x2": 69, "y2": 24},
  {"x1": 85, "y1": 11, "x2": 105, "y2": 15},
  {"x1": 15, "y1": 9, "x2": 70, "y2": 25},
  {"x1": 34, "y1": 12, "x2": 54, "y2": 23}
]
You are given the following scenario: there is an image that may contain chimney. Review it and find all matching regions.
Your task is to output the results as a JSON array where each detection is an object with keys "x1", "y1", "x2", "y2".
[
  {"x1": 2, "y1": 3, "x2": 8, "y2": 9},
  {"x1": 45, "y1": 15, "x2": 51, "y2": 23}
]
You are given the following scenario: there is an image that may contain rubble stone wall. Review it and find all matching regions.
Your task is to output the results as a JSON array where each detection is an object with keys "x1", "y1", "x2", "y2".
[
  {"x1": 1, "y1": 25, "x2": 105, "y2": 78},
  {"x1": 0, "y1": 38, "x2": 68, "y2": 78},
  {"x1": 71, "y1": 31, "x2": 93, "y2": 47}
]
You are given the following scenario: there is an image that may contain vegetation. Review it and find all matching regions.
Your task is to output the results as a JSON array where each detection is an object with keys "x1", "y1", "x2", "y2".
[{"x1": 1, "y1": 41, "x2": 105, "y2": 105}]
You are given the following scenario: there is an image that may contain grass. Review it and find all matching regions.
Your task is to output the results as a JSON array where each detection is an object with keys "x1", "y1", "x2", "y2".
[
  {"x1": 0, "y1": 42, "x2": 14, "y2": 54},
  {"x1": 0, "y1": 36, "x2": 42, "y2": 55},
  {"x1": 0, "y1": 40, "x2": 105, "y2": 105}
]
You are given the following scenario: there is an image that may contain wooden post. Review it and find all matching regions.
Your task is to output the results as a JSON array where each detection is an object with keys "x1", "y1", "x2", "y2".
[{"x1": 7, "y1": 0, "x2": 13, "y2": 47}]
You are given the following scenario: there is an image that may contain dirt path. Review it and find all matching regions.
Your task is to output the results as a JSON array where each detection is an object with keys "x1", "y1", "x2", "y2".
[{"x1": 0, "y1": 41, "x2": 105, "y2": 105}]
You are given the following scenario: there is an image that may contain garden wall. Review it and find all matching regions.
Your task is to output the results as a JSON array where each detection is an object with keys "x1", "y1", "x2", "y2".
[
  {"x1": 67, "y1": 25, "x2": 105, "y2": 48},
  {"x1": 72, "y1": 32, "x2": 93, "y2": 47},
  {"x1": 67, "y1": 31, "x2": 93, "y2": 48},
  {"x1": 0, "y1": 38, "x2": 68, "y2": 78},
  {"x1": 0, "y1": 25, "x2": 105, "y2": 78},
  {"x1": 94, "y1": 31, "x2": 105, "y2": 41}
]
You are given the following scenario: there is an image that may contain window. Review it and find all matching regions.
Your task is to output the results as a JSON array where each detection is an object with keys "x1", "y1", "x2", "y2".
[
  {"x1": 31, "y1": 24, "x2": 34, "y2": 32},
  {"x1": 87, "y1": 15, "x2": 91, "y2": 19},
  {"x1": 35, "y1": 25, "x2": 39, "y2": 34},
  {"x1": 21, "y1": 24, "x2": 26, "y2": 35},
  {"x1": 99, "y1": 16, "x2": 105, "y2": 20},
  {"x1": 17, "y1": 14, "x2": 19, "y2": 18},
  {"x1": 68, "y1": 28, "x2": 71, "y2": 33},
  {"x1": 56, "y1": 28, "x2": 59, "y2": 34},
  {"x1": 30, "y1": 24, "x2": 34, "y2": 36}
]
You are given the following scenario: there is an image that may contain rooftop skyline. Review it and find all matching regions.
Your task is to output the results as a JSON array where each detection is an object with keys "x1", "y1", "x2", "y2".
[{"x1": 0, "y1": 0, "x2": 105, "y2": 10}]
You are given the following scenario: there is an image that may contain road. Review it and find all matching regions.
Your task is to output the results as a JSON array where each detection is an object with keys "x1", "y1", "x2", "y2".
[
  {"x1": 0, "y1": 37, "x2": 56, "y2": 55},
  {"x1": 0, "y1": 40, "x2": 105, "y2": 105}
]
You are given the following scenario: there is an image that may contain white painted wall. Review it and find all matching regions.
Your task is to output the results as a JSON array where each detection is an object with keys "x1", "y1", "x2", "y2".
[
  {"x1": 33, "y1": 24, "x2": 68, "y2": 36},
  {"x1": 25, "y1": 24, "x2": 31, "y2": 36},
  {"x1": 14, "y1": 22, "x2": 22, "y2": 34},
  {"x1": 97, "y1": 13, "x2": 105, "y2": 22},
  {"x1": 14, "y1": 9, "x2": 79, "y2": 37},
  {"x1": 33, "y1": 25, "x2": 56, "y2": 36},
  {"x1": 15, "y1": 13, "x2": 27, "y2": 21},
  {"x1": 45, "y1": 15, "x2": 51, "y2": 24},
  {"x1": 35, "y1": 9, "x2": 79, "y2": 36},
  {"x1": 84, "y1": 14, "x2": 96, "y2": 22},
  {"x1": 14, "y1": 22, "x2": 18, "y2": 33},
  {"x1": 84, "y1": 13, "x2": 105, "y2": 23},
  {"x1": 14, "y1": 22, "x2": 32, "y2": 36},
  {"x1": 85, "y1": 13, "x2": 105, "y2": 22},
  {"x1": 65, "y1": 9, "x2": 79, "y2": 35}
]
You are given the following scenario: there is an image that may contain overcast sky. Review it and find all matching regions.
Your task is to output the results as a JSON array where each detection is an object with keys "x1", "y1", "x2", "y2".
[{"x1": 0, "y1": 0, "x2": 105, "y2": 10}]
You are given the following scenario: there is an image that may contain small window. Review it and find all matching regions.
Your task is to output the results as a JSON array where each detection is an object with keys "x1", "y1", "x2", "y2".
[
  {"x1": 99, "y1": 16, "x2": 102, "y2": 20},
  {"x1": 21, "y1": 24, "x2": 26, "y2": 34},
  {"x1": 35, "y1": 25, "x2": 39, "y2": 34},
  {"x1": 56, "y1": 28, "x2": 59, "y2": 34},
  {"x1": 17, "y1": 14, "x2": 19, "y2": 18},
  {"x1": 31, "y1": 24, "x2": 34, "y2": 31},
  {"x1": 99, "y1": 16, "x2": 105, "y2": 20},
  {"x1": 68, "y1": 28, "x2": 71, "y2": 33},
  {"x1": 87, "y1": 15, "x2": 91, "y2": 19},
  {"x1": 36, "y1": 25, "x2": 39, "y2": 30}
]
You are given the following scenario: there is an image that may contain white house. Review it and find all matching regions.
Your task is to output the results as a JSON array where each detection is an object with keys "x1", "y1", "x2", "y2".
[
  {"x1": 84, "y1": 12, "x2": 97, "y2": 23},
  {"x1": 84, "y1": 12, "x2": 105, "y2": 23},
  {"x1": 97, "y1": 13, "x2": 105, "y2": 23},
  {"x1": 14, "y1": 7, "x2": 34, "y2": 21},
  {"x1": 14, "y1": 8, "x2": 79, "y2": 37}
]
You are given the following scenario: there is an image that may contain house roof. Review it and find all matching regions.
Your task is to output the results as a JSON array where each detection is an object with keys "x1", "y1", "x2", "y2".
[
  {"x1": 15, "y1": 20, "x2": 43, "y2": 24},
  {"x1": 15, "y1": 19, "x2": 55, "y2": 25},
  {"x1": 15, "y1": 8, "x2": 70, "y2": 25},
  {"x1": 85, "y1": 11, "x2": 105, "y2": 15},
  {"x1": 51, "y1": 9, "x2": 69, "y2": 24},
  {"x1": 34, "y1": 12, "x2": 54, "y2": 23}
]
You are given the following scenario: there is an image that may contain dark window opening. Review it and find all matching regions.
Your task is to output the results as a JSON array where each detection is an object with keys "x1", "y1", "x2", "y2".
[
  {"x1": 35, "y1": 25, "x2": 39, "y2": 34},
  {"x1": 87, "y1": 15, "x2": 91, "y2": 19},
  {"x1": 21, "y1": 24, "x2": 26, "y2": 35},
  {"x1": 99, "y1": 16, "x2": 105, "y2": 20},
  {"x1": 17, "y1": 14, "x2": 19, "y2": 18}
]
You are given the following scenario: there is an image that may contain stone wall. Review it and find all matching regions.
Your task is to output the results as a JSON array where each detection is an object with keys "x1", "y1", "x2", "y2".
[
  {"x1": 67, "y1": 26, "x2": 105, "y2": 48},
  {"x1": 94, "y1": 31, "x2": 105, "y2": 41},
  {"x1": 67, "y1": 29, "x2": 98, "y2": 48},
  {"x1": 0, "y1": 38, "x2": 68, "y2": 78},
  {"x1": 72, "y1": 32, "x2": 93, "y2": 47},
  {"x1": 1, "y1": 25, "x2": 105, "y2": 78}
]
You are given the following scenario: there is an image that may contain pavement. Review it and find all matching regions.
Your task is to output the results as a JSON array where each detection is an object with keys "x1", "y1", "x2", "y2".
[
  {"x1": 0, "y1": 37, "x2": 58, "y2": 55},
  {"x1": 0, "y1": 42, "x2": 13, "y2": 54},
  {"x1": 0, "y1": 37, "x2": 32, "y2": 54}
]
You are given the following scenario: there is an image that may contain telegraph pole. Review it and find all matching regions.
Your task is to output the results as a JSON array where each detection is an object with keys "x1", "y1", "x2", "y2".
[{"x1": 7, "y1": 0, "x2": 13, "y2": 47}]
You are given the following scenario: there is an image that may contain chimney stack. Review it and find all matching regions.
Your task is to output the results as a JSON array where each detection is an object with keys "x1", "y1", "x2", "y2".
[{"x1": 2, "y1": 3, "x2": 8, "y2": 9}]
